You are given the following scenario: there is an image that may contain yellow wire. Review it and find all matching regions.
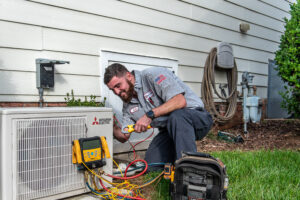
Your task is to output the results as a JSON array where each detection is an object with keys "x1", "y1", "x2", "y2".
[
  {"x1": 82, "y1": 161, "x2": 136, "y2": 199},
  {"x1": 84, "y1": 170, "x2": 108, "y2": 199},
  {"x1": 82, "y1": 161, "x2": 164, "y2": 199},
  {"x1": 91, "y1": 174, "x2": 98, "y2": 191},
  {"x1": 113, "y1": 159, "x2": 124, "y2": 177},
  {"x1": 90, "y1": 190, "x2": 108, "y2": 199},
  {"x1": 136, "y1": 171, "x2": 164, "y2": 188},
  {"x1": 82, "y1": 161, "x2": 116, "y2": 186}
]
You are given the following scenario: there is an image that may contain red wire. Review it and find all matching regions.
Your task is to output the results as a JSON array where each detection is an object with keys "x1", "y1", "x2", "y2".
[
  {"x1": 105, "y1": 159, "x2": 148, "y2": 180},
  {"x1": 86, "y1": 114, "x2": 155, "y2": 200},
  {"x1": 99, "y1": 178, "x2": 146, "y2": 200},
  {"x1": 124, "y1": 159, "x2": 146, "y2": 177},
  {"x1": 128, "y1": 141, "x2": 137, "y2": 160},
  {"x1": 114, "y1": 113, "x2": 154, "y2": 160},
  {"x1": 113, "y1": 114, "x2": 121, "y2": 128},
  {"x1": 133, "y1": 129, "x2": 154, "y2": 148},
  {"x1": 129, "y1": 129, "x2": 155, "y2": 160},
  {"x1": 111, "y1": 113, "x2": 156, "y2": 200}
]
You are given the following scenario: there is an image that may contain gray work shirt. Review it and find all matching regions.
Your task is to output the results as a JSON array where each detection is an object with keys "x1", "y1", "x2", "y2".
[{"x1": 121, "y1": 67, "x2": 204, "y2": 132}]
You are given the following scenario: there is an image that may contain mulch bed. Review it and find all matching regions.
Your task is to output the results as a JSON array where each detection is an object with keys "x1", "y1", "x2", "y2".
[{"x1": 197, "y1": 119, "x2": 300, "y2": 152}]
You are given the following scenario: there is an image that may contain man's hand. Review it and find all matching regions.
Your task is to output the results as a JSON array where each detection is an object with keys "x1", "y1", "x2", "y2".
[
  {"x1": 113, "y1": 125, "x2": 130, "y2": 143},
  {"x1": 135, "y1": 114, "x2": 152, "y2": 133}
]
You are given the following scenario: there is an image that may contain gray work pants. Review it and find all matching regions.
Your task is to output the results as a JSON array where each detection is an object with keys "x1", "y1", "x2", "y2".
[{"x1": 145, "y1": 108, "x2": 213, "y2": 167}]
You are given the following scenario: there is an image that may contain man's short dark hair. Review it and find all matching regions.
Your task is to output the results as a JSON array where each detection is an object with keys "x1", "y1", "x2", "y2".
[{"x1": 104, "y1": 63, "x2": 129, "y2": 84}]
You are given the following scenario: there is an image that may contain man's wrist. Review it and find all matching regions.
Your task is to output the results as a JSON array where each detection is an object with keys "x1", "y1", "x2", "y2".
[{"x1": 146, "y1": 110, "x2": 155, "y2": 120}]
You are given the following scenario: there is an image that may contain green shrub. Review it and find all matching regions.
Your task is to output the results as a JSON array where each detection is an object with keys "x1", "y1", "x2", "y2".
[
  {"x1": 275, "y1": 0, "x2": 300, "y2": 118},
  {"x1": 64, "y1": 89, "x2": 106, "y2": 107}
]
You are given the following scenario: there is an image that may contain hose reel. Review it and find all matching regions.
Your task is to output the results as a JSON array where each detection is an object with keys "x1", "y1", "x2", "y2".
[{"x1": 201, "y1": 42, "x2": 238, "y2": 124}]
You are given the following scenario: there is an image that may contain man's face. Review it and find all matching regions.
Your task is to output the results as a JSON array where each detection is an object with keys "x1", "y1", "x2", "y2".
[{"x1": 107, "y1": 74, "x2": 134, "y2": 103}]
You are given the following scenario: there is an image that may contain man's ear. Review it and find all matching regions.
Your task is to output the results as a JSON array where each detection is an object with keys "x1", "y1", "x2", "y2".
[{"x1": 126, "y1": 72, "x2": 133, "y2": 81}]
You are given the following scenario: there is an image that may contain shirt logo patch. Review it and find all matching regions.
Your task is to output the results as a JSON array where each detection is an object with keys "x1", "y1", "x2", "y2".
[
  {"x1": 144, "y1": 90, "x2": 154, "y2": 105},
  {"x1": 130, "y1": 106, "x2": 139, "y2": 113},
  {"x1": 155, "y1": 74, "x2": 166, "y2": 84}
]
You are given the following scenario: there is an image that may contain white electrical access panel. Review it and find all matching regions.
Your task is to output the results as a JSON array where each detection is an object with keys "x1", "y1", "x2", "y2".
[{"x1": 0, "y1": 107, "x2": 113, "y2": 200}]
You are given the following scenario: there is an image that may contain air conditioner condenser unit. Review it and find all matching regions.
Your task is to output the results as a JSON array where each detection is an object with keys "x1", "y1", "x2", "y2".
[{"x1": 0, "y1": 107, "x2": 113, "y2": 200}]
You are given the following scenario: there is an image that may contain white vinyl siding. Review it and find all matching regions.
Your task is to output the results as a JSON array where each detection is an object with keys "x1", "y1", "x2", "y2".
[{"x1": 0, "y1": 0, "x2": 291, "y2": 102}]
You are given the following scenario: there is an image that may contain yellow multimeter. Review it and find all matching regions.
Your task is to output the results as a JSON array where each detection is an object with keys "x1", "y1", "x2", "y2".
[
  {"x1": 164, "y1": 163, "x2": 175, "y2": 182},
  {"x1": 72, "y1": 136, "x2": 110, "y2": 170}
]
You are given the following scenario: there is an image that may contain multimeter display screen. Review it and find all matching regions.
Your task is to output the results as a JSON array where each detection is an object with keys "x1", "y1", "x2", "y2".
[{"x1": 82, "y1": 140, "x2": 100, "y2": 150}]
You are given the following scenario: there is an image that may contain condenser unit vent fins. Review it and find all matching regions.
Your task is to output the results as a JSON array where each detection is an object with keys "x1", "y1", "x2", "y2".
[{"x1": 16, "y1": 117, "x2": 86, "y2": 200}]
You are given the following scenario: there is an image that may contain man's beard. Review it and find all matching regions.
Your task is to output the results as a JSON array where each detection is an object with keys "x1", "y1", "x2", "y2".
[{"x1": 120, "y1": 79, "x2": 135, "y2": 103}]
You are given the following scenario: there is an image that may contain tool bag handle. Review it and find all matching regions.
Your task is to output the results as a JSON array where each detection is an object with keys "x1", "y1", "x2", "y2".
[{"x1": 182, "y1": 151, "x2": 217, "y2": 161}]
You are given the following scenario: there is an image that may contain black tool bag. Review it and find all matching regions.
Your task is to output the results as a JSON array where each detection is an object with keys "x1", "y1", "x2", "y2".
[{"x1": 171, "y1": 152, "x2": 228, "y2": 200}]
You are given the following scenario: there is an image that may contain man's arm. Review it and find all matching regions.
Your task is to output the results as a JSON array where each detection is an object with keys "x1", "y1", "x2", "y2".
[
  {"x1": 134, "y1": 93, "x2": 186, "y2": 132},
  {"x1": 135, "y1": 68, "x2": 187, "y2": 132},
  {"x1": 153, "y1": 93, "x2": 186, "y2": 117}
]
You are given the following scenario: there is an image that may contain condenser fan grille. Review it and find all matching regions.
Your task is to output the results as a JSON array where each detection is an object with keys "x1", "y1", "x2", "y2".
[{"x1": 16, "y1": 117, "x2": 86, "y2": 200}]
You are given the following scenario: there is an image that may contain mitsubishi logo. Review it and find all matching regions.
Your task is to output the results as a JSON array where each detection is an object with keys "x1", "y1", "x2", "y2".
[
  {"x1": 92, "y1": 117, "x2": 99, "y2": 125},
  {"x1": 92, "y1": 117, "x2": 111, "y2": 125}
]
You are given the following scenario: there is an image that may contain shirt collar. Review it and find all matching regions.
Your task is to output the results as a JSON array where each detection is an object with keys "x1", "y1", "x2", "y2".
[{"x1": 133, "y1": 70, "x2": 142, "y2": 89}]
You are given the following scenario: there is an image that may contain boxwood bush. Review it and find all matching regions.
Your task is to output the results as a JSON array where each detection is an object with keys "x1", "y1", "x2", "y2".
[{"x1": 275, "y1": 0, "x2": 300, "y2": 118}]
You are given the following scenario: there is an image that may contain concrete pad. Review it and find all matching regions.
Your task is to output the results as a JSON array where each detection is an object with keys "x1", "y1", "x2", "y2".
[{"x1": 64, "y1": 193, "x2": 101, "y2": 200}]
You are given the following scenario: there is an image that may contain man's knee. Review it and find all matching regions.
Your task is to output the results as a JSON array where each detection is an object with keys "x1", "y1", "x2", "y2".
[
  {"x1": 168, "y1": 109, "x2": 187, "y2": 123},
  {"x1": 166, "y1": 109, "x2": 194, "y2": 137}
]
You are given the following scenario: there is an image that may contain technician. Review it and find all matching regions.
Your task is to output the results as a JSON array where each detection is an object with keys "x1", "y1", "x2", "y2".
[{"x1": 104, "y1": 63, "x2": 213, "y2": 165}]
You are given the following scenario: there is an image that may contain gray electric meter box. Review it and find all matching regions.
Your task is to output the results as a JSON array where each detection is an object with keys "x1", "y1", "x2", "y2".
[
  {"x1": 217, "y1": 42, "x2": 234, "y2": 69},
  {"x1": 36, "y1": 58, "x2": 69, "y2": 88}
]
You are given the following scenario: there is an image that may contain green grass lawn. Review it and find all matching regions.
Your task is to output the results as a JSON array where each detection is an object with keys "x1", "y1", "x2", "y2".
[{"x1": 147, "y1": 150, "x2": 300, "y2": 200}]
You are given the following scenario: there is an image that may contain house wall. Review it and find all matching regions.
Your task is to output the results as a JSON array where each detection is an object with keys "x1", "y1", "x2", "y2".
[{"x1": 0, "y1": 0, "x2": 294, "y2": 103}]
